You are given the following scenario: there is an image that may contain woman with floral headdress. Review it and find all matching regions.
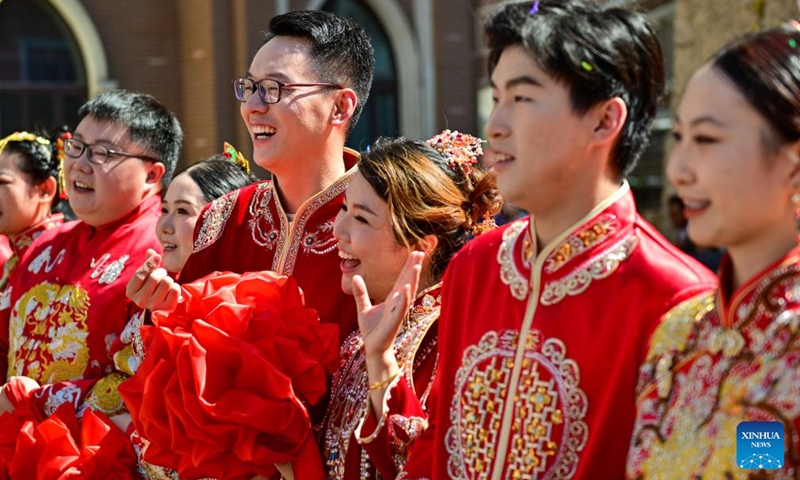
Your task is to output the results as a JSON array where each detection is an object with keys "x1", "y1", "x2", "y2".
[
  {"x1": 627, "y1": 24, "x2": 800, "y2": 478},
  {"x1": 0, "y1": 131, "x2": 70, "y2": 333},
  {"x1": 315, "y1": 131, "x2": 502, "y2": 480}
]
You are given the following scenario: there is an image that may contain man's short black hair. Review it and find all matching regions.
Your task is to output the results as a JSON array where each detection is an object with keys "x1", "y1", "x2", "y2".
[
  {"x1": 264, "y1": 10, "x2": 375, "y2": 137},
  {"x1": 486, "y1": 0, "x2": 665, "y2": 177},
  {"x1": 78, "y1": 90, "x2": 183, "y2": 185}
]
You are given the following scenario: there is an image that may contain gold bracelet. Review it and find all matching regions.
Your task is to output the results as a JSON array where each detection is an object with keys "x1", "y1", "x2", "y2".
[{"x1": 368, "y1": 371, "x2": 401, "y2": 391}]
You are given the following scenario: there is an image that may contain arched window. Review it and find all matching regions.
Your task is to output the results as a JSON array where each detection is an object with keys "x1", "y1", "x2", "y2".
[
  {"x1": 322, "y1": 0, "x2": 399, "y2": 150},
  {"x1": 0, "y1": 0, "x2": 86, "y2": 135}
]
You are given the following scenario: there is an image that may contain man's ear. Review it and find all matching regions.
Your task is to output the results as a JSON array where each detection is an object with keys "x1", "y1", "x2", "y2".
[
  {"x1": 331, "y1": 88, "x2": 358, "y2": 128},
  {"x1": 590, "y1": 96, "x2": 628, "y2": 147},
  {"x1": 146, "y1": 162, "x2": 166, "y2": 186}
]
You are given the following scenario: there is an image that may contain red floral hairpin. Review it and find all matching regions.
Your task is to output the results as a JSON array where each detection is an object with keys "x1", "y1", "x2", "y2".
[{"x1": 426, "y1": 129, "x2": 483, "y2": 176}]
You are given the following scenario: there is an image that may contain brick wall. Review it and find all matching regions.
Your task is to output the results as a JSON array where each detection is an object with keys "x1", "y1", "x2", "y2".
[{"x1": 79, "y1": 0, "x2": 183, "y2": 147}]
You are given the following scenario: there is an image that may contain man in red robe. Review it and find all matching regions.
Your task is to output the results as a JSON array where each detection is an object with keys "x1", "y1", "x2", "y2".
[
  {"x1": 127, "y1": 9, "x2": 375, "y2": 345},
  {"x1": 398, "y1": 1, "x2": 717, "y2": 479},
  {"x1": 0, "y1": 90, "x2": 183, "y2": 422}
]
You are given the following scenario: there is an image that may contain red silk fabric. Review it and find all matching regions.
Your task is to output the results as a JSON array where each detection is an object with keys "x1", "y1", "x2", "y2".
[
  {"x1": 0, "y1": 402, "x2": 136, "y2": 479},
  {"x1": 119, "y1": 270, "x2": 340, "y2": 480}
]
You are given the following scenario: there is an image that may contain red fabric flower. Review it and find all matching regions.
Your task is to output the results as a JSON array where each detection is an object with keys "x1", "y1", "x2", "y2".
[
  {"x1": 2, "y1": 403, "x2": 136, "y2": 480},
  {"x1": 119, "y1": 271, "x2": 339, "y2": 480},
  {"x1": 0, "y1": 412, "x2": 24, "y2": 480}
]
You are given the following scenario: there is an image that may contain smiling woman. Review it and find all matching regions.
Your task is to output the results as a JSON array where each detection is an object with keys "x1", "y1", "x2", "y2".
[
  {"x1": 323, "y1": 132, "x2": 501, "y2": 480},
  {"x1": 0, "y1": 130, "x2": 68, "y2": 313},
  {"x1": 157, "y1": 149, "x2": 257, "y2": 275},
  {"x1": 628, "y1": 24, "x2": 800, "y2": 478}
]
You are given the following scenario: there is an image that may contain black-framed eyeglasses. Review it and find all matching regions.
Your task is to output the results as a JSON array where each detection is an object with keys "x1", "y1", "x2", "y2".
[
  {"x1": 63, "y1": 138, "x2": 162, "y2": 165},
  {"x1": 232, "y1": 77, "x2": 342, "y2": 104}
]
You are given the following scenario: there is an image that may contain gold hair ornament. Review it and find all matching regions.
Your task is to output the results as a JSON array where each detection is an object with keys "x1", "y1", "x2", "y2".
[
  {"x1": 0, "y1": 131, "x2": 50, "y2": 153},
  {"x1": 0, "y1": 131, "x2": 68, "y2": 200},
  {"x1": 222, "y1": 142, "x2": 251, "y2": 174},
  {"x1": 56, "y1": 132, "x2": 70, "y2": 199}
]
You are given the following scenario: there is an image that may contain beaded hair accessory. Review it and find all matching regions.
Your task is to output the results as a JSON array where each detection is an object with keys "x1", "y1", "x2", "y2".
[
  {"x1": 0, "y1": 131, "x2": 50, "y2": 153},
  {"x1": 0, "y1": 131, "x2": 69, "y2": 199},
  {"x1": 425, "y1": 129, "x2": 483, "y2": 176},
  {"x1": 222, "y1": 141, "x2": 251, "y2": 174},
  {"x1": 425, "y1": 129, "x2": 497, "y2": 235}
]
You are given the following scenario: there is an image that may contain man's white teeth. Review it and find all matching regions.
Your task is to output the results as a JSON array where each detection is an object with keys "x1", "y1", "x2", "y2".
[
  {"x1": 253, "y1": 125, "x2": 276, "y2": 138},
  {"x1": 75, "y1": 181, "x2": 92, "y2": 190},
  {"x1": 495, "y1": 153, "x2": 514, "y2": 162},
  {"x1": 338, "y1": 249, "x2": 357, "y2": 261},
  {"x1": 163, "y1": 243, "x2": 177, "y2": 250}
]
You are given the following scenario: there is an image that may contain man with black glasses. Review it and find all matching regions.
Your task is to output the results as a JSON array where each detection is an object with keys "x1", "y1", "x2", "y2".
[
  {"x1": 128, "y1": 10, "x2": 374, "y2": 349},
  {"x1": 0, "y1": 90, "x2": 182, "y2": 433}
]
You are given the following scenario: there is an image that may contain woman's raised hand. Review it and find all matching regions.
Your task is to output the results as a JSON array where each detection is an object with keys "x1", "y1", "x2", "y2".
[{"x1": 351, "y1": 251, "x2": 424, "y2": 359}]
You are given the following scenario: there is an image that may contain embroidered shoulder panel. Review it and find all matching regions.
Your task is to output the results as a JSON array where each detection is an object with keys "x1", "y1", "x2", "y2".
[
  {"x1": 194, "y1": 188, "x2": 239, "y2": 253},
  {"x1": 540, "y1": 235, "x2": 638, "y2": 306},
  {"x1": 497, "y1": 220, "x2": 532, "y2": 301},
  {"x1": 446, "y1": 329, "x2": 588, "y2": 479},
  {"x1": 544, "y1": 214, "x2": 619, "y2": 273},
  {"x1": 248, "y1": 182, "x2": 282, "y2": 252}
]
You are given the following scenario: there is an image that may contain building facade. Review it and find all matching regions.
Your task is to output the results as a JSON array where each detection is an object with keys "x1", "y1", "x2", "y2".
[
  {"x1": 0, "y1": 0, "x2": 797, "y2": 219},
  {"x1": 0, "y1": 0, "x2": 475, "y2": 170}
]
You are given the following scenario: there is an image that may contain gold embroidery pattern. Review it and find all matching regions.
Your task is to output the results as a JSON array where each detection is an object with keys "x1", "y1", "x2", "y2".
[
  {"x1": 540, "y1": 235, "x2": 638, "y2": 306},
  {"x1": 8, "y1": 282, "x2": 90, "y2": 383},
  {"x1": 646, "y1": 294, "x2": 715, "y2": 362},
  {"x1": 193, "y1": 189, "x2": 239, "y2": 253},
  {"x1": 629, "y1": 266, "x2": 800, "y2": 478},
  {"x1": 248, "y1": 182, "x2": 282, "y2": 251},
  {"x1": 639, "y1": 294, "x2": 715, "y2": 399},
  {"x1": 445, "y1": 329, "x2": 589, "y2": 480},
  {"x1": 280, "y1": 172, "x2": 352, "y2": 275},
  {"x1": 82, "y1": 372, "x2": 128, "y2": 416},
  {"x1": 497, "y1": 220, "x2": 530, "y2": 301},
  {"x1": 113, "y1": 345, "x2": 138, "y2": 377},
  {"x1": 324, "y1": 286, "x2": 441, "y2": 479},
  {"x1": 544, "y1": 214, "x2": 619, "y2": 273}
]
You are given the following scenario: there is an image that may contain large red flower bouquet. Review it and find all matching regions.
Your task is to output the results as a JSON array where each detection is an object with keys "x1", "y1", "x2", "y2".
[
  {"x1": 0, "y1": 402, "x2": 137, "y2": 480},
  {"x1": 119, "y1": 271, "x2": 340, "y2": 480}
]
